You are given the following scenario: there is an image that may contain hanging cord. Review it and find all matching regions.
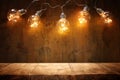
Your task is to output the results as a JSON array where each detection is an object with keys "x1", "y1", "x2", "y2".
[
  {"x1": 73, "y1": 0, "x2": 86, "y2": 7},
  {"x1": 84, "y1": 0, "x2": 88, "y2": 4},
  {"x1": 26, "y1": 0, "x2": 40, "y2": 10},
  {"x1": 94, "y1": 0, "x2": 98, "y2": 9},
  {"x1": 61, "y1": 0, "x2": 71, "y2": 13},
  {"x1": 35, "y1": 8, "x2": 47, "y2": 16},
  {"x1": 41, "y1": 3, "x2": 60, "y2": 9},
  {"x1": 36, "y1": 2, "x2": 60, "y2": 16}
]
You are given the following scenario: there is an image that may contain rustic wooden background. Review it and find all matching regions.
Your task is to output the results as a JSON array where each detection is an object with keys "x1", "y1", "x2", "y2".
[{"x1": 0, "y1": 0, "x2": 120, "y2": 62}]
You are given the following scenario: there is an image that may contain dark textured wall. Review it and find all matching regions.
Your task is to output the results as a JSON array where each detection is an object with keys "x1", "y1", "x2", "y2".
[{"x1": 0, "y1": 0, "x2": 120, "y2": 62}]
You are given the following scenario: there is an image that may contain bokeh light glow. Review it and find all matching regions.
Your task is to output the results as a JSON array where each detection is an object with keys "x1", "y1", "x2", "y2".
[
  {"x1": 7, "y1": 9, "x2": 21, "y2": 22},
  {"x1": 97, "y1": 8, "x2": 112, "y2": 24},
  {"x1": 104, "y1": 18, "x2": 112, "y2": 24},
  {"x1": 57, "y1": 18, "x2": 69, "y2": 34},
  {"x1": 28, "y1": 15, "x2": 41, "y2": 28},
  {"x1": 77, "y1": 11, "x2": 90, "y2": 27},
  {"x1": 78, "y1": 17, "x2": 87, "y2": 24}
]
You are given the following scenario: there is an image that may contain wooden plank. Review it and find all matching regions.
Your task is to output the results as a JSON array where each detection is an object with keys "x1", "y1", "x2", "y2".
[
  {"x1": 32, "y1": 63, "x2": 72, "y2": 75},
  {"x1": 0, "y1": 63, "x2": 26, "y2": 75},
  {"x1": 10, "y1": 64, "x2": 39, "y2": 75},
  {"x1": 0, "y1": 63, "x2": 120, "y2": 75},
  {"x1": 98, "y1": 63, "x2": 120, "y2": 74},
  {"x1": 69, "y1": 63, "x2": 114, "y2": 75},
  {"x1": 0, "y1": 63, "x2": 11, "y2": 69}
]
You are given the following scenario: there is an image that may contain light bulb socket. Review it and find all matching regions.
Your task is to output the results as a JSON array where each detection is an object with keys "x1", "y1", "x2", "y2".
[
  {"x1": 11, "y1": 9, "x2": 17, "y2": 12},
  {"x1": 104, "y1": 12, "x2": 110, "y2": 18},
  {"x1": 18, "y1": 9, "x2": 27, "y2": 15},
  {"x1": 60, "y1": 12, "x2": 66, "y2": 18},
  {"x1": 96, "y1": 8, "x2": 111, "y2": 18},
  {"x1": 35, "y1": 10, "x2": 42, "y2": 16},
  {"x1": 83, "y1": 6, "x2": 89, "y2": 11},
  {"x1": 35, "y1": 8, "x2": 47, "y2": 16},
  {"x1": 96, "y1": 8, "x2": 104, "y2": 14}
]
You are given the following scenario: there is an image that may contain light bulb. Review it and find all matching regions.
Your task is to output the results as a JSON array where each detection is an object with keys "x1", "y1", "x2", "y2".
[
  {"x1": 78, "y1": 11, "x2": 89, "y2": 24},
  {"x1": 96, "y1": 8, "x2": 112, "y2": 24},
  {"x1": 104, "y1": 17, "x2": 112, "y2": 24},
  {"x1": 77, "y1": 6, "x2": 90, "y2": 26},
  {"x1": 58, "y1": 18, "x2": 69, "y2": 32},
  {"x1": 28, "y1": 15, "x2": 41, "y2": 28},
  {"x1": 101, "y1": 12, "x2": 112, "y2": 24},
  {"x1": 57, "y1": 12, "x2": 70, "y2": 34},
  {"x1": 78, "y1": 17, "x2": 87, "y2": 24},
  {"x1": 7, "y1": 9, "x2": 20, "y2": 22},
  {"x1": 7, "y1": 9, "x2": 27, "y2": 22}
]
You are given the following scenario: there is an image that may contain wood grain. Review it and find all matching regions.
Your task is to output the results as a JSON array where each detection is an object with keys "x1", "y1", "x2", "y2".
[
  {"x1": 0, "y1": 0, "x2": 120, "y2": 62},
  {"x1": 0, "y1": 63, "x2": 120, "y2": 75}
]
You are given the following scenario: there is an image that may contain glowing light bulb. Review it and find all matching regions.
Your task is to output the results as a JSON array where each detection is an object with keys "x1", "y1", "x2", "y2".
[
  {"x1": 7, "y1": 9, "x2": 20, "y2": 22},
  {"x1": 58, "y1": 18, "x2": 69, "y2": 32},
  {"x1": 57, "y1": 12, "x2": 70, "y2": 34},
  {"x1": 100, "y1": 12, "x2": 107, "y2": 18},
  {"x1": 28, "y1": 15, "x2": 41, "y2": 28},
  {"x1": 77, "y1": 6, "x2": 90, "y2": 26},
  {"x1": 7, "y1": 9, "x2": 27, "y2": 22},
  {"x1": 78, "y1": 17, "x2": 87, "y2": 24},
  {"x1": 102, "y1": 12, "x2": 112, "y2": 24},
  {"x1": 96, "y1": 8, "x2": 112, "y2": 24},
  {"x1": 104, "y1": 17, "x2": 112, "y2": 24},
  {"x1": 78, "y1": 11, "x2": 89, "y2": 24}
]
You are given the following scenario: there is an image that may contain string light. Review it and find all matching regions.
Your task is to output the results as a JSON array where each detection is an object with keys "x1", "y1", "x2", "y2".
[
  {"x1": 28, "y1": 1, "x2": 60, "y2": 28},
  {"x1": 104, "y1": 17, "x2": 112, "y2": 24},
  {"x1": 7, "y1": 9, "x2": 27, "y2": 22},
  {"x1": 57, "y1": 12, "x2": 70, "y2": 34},
  {"x1": 96, "y1": 8, "x2": 112, "y2": 24},
  {"x1": 7, "y1": 0, "x2": 39, "y2": 23},
  {"x1": 28, "y1": 15, "x2": 41, "y2": 28},
  {"x1": 78, "y1": 6, "x2": 90, "y2": 25},
  {"x1": 56, "y1": 0, "x2": 71, "y2": 34},
  {"x1": 94, "y1": 0, "x2": 113, "y2": 24},
  {"x1": 28, "y1": 8, "x2": 47, "y2": 28},
  {"x1": 7, "y1": 0, "x2": 114, "y2": 29},
  {"x1": 7, "y1": 9, "x2": 19, "y2": 22}
]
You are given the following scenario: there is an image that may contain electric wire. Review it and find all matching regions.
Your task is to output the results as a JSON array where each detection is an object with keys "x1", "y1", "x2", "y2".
[
  {"x1": 73, "y1": 0, "x2": 86, "y2": 7},
  {"x1": 26, "y1": 0, "x2": 40, "y2": 10},
  {"x1": 94, "y1": 0, "x2": 98, "y2": 8}
]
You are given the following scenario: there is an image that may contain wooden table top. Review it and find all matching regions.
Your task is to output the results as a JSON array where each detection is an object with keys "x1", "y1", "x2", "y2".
[{"x1": 0, "y1": 63, "x2": 120, "y2": 75}]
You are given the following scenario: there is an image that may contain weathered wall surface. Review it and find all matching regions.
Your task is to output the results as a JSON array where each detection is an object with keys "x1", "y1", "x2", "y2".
[{"x1": 0, "y1": 0, "x2": 120, "y2": 62}]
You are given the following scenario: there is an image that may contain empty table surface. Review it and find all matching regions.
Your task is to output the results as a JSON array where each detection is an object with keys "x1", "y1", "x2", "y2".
[{"x1": 0, "y1": 63, "x2": 120, "y2": 75}]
